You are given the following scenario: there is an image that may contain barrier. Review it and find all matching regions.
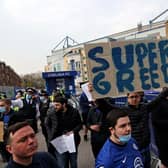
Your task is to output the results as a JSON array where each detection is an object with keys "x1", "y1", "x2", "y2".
[{"x1": 0, "y1": 86, "x2": 15, "y2": 98}]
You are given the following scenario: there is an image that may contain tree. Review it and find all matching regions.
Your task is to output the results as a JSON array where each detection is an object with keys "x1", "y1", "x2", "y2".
[{"x1": 21, "y1": 72, "x2": 45, "y2": 89}]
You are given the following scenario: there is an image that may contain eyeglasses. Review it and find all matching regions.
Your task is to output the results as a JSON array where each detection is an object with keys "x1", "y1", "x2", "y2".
[{"x1": 128, "y1": 95, "x2": 139, "y2": 99}]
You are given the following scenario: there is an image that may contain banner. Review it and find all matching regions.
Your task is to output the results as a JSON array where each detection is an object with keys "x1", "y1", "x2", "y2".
[{"x1": 84, "y1": 39, "x2": 168, "y2": 98}]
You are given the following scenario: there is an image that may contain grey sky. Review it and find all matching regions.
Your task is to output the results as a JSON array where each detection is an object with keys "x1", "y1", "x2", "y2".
[{"x1": 0, "y1": 0, "x2": 167, "y2": 75}]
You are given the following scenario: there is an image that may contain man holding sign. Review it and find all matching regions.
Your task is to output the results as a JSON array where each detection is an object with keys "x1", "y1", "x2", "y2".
[
  {"x1": 79, "y1": 82, "x2": 94, "y2": 141},
  {"x1": 85, "y1": 38, "x2": 168, "y2": 167}
]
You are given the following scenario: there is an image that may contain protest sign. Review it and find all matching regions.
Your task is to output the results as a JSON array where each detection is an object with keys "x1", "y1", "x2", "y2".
[{"x1": 84, "y1": 39, "x2": 168, "y2": 98}]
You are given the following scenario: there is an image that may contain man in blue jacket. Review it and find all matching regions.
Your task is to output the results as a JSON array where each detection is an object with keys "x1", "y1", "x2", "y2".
[
  {"x1": 79, "y1": 82, "x2": 94, "y2": 141},
  {"x1": 96, "y1": 108, "x2": 144, "y2": 168}
]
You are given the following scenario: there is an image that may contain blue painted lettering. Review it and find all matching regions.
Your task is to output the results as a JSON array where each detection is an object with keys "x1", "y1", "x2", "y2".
[
  {"x1": 136, "y1": 43, "x2": 148, "y2": 67},
  {"x1": 112, "y1": 45, "x2": 134, "y2": 69},
  {"x1": 112, "y1": 45, "x2": 134, "y2": 92},
  {"x1": 93, "y1": 72, "x2": 111, "y2": 95},
  {"x1": 159, "y1": 40, "x2": 168, "y2": 82},
  {"x1": 88, "y1": 46, "x2": 111, "y2": 94},
  {"x1": 88, "y1": 47, "x2": 109, "y2": 73},
  {"x1": 117, "y1": 70, "x2": 134, "y2": 92},
  {"x1": 140, "y1": 68, "x2": 151, "y2": 90},
  {"x1": 148, "y1": 42, "x2": 160, "y2": 88}
]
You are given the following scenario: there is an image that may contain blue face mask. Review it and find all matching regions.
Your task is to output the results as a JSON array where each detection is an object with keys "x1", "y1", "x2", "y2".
[
  {"x1": 26, "y1": 94, "x2": 32, "y2": 99},
  {"x1": 119, "y1": 134, "x2": 131, "y2": 143},
  {"x1": 0, "y1": 106, "x2": 6, "y2": 113}
]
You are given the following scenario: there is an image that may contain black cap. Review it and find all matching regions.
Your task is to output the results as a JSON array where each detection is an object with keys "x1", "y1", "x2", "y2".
[
  {"x1": 26, "y1": 87, "x2": 36, "y2": 94},
  {"x1": 16, "y1": 90, "x2": 23, "y2": 96},
  {"x1": 39, "y1": 90, "x2": 49, "y2": 96}
]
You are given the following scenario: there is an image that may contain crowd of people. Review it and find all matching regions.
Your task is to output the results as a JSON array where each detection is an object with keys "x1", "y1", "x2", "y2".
[{"x1": 0, "y1": 83, "x2": 168, "y2": 168}]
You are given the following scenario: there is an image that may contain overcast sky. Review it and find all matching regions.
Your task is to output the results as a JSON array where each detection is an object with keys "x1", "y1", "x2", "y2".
[{"x1": 0, "y1": 0, "x2": 167, "y2": 75}]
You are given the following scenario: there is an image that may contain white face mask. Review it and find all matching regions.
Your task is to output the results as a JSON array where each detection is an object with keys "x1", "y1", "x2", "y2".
[{"x1": 40, "y1": 96, "x2": 47, "y2": 103}]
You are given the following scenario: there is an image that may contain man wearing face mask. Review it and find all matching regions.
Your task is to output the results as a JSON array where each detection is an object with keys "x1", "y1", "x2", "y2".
[
  {"x1": 23, "y1": 87, "x2": 38, "y2": 133},
  {"x1": 96, "y1": 109, "x2": 144, "y2": 168},
  {"x1": 0, "y1": 98, "x2": 14, "y2": 162},
  {"x1": 11, "y1": 87, "x2": 38, "y2": 133},
  {"x1": 39, "y1": 90, "x2": 50, "y2": 145}
]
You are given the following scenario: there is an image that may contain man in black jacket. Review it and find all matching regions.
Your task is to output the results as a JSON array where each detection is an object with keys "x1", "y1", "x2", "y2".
[
  {"x1": 152, "y1": 87, "x2": 168, "y2": 168},
  {"x1": 11, "y1": 88, "x2": 38, "y2": 133},
  {"x1": 39, "y1": 90, "x2": 50, "y2": 145},
  {"x1": 124, "y1": 90, "x2": 166, "y2": 168},
  {"x1": 87, "y1": 98, "x2": 115, "y2": 158},
  {"x1": 45, "y1": 96, "x2": 82, "y2": 168}
]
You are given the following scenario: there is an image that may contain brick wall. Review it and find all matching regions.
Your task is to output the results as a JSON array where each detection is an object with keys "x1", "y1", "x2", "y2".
[{"x1": 0, "y1": 61, "x2": 21, "y2": 86}]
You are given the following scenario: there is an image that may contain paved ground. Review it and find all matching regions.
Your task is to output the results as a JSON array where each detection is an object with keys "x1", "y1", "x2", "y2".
[
  {"x1": 0, "y1": 126, "x2": 94, "y2": 168},
  {"x1": 36, "y1": 127, "x2": 95, "y2": 168}
]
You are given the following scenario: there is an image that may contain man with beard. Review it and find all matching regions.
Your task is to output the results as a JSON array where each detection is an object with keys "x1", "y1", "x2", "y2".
[
  {"x1": 45, "y1": 96, "x2": 82, "y2": 168},
  {"x1": 5, "y1": 121, "x2": 58, "y2": 167}
]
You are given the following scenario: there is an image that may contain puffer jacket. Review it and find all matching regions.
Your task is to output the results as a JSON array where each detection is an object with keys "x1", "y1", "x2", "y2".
[
  {"x1": 123, "y1": 91, "x2": 165, "y2": 150},
  {"x1": 124, "y1": 104, "x2": 150, "y2": 150}
]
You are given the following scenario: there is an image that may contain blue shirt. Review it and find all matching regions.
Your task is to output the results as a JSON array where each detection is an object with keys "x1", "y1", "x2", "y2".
[{"x1": 96, "y1": 138, "x2": 144, "y2": 168}]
